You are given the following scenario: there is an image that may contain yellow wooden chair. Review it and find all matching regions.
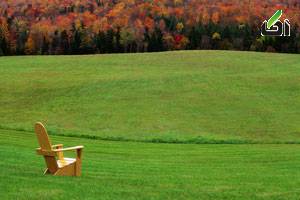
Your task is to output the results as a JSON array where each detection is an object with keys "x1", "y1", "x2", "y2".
[{"x1": 35, "y1": 122, "x2": 84, "y2": 176}]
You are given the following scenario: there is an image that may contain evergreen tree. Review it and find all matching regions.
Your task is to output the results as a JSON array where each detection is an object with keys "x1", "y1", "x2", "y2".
[
  {"x1": 188, "y1": 27, "x2": 200, "y2": 49},
  {"x1": 96, "y1": 31, "x2": 106, "y2": 53},
  {"x1": 41, "y1": 36, "x2": 49, "y2": 55},
  {"x1": 52, "y1": 30, "x2": 60, "y2": 54},
  {"x1": 70, "y1": 27, "x2": 82, "y2": 54},
  {"x1": 60, "y1": 30, "x2": 70, "y2": 54},
  {"x1": 105, "y1": 29, "x2": 115, "y2": 53},
  {"x1": 80, "y1": 30, "x2": 95, "y2": 54},
  {"x1": 115, "y1": 27, "x2": 123, "y2": 53},
  {"x1": 147, "y1": 28, "x2": 164, "y2": 52}
]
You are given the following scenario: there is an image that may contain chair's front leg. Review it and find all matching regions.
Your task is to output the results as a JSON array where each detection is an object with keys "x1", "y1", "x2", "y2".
[
  {"x1": 75, "y1": 149, "x2": 83, "y2": 176},
  {"x1": 55, "y1": 145, "x2": 65, "y2": 161}
]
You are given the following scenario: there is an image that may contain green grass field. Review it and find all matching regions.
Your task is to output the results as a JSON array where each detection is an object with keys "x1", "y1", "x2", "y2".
[
  {"x1": 1, "y1": 50, "x2": 300, "y2": 143},
  {"x1": 1, "y1": 51, "x2": 300, "y2": 199},
  {"x1": 1, "y1": 129, "x2": 300, "y2": 200}
]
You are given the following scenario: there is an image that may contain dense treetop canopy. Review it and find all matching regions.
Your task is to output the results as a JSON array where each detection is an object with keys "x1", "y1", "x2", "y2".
[{"x1": 0, "y1": 0, "x2": 299, "y2": 55}]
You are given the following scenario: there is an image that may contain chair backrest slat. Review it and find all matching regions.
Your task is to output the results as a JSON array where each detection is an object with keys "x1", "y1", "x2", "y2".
[
  {"x1": 35, "y1": 122, "x2": 58, "y2": 172},
  {"x1": 35, "y1": 122, "x2": 52, "y2": 150}
]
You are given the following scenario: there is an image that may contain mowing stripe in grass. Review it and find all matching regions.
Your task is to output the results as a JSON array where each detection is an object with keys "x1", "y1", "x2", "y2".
[{"x1": 1, "y1": 125, "x2": 300, "y2": 146}]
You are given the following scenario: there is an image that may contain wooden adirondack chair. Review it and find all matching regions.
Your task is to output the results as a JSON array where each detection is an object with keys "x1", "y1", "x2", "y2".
[{"x1": 35, "y1": 122, "x2": 84, "y2": 176}]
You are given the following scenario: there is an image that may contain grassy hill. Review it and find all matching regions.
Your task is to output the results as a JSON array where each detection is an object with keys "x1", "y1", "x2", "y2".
[
  {"x1": 1, "y1": 51, "x2": 300, "y2": 199},
  {"x1": 1, "y1": 129, "x2": 300, "y2": 200},
  {"x1": 0, "y1": 50, "x2": 300, "y2": 143}
]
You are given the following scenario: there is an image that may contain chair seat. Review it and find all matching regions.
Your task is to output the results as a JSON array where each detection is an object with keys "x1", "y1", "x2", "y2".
[{"x1": 57, "y1": 158, "x2": 76, "y2": 168}]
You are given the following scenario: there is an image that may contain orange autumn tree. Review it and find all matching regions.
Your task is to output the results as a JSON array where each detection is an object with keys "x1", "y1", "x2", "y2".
[
  {"x1": 0, "y1": 0, "x2": 299, "y2": 55},
  {"x1": 24, "y1": 34, "x2": 35, "y2": 55}
]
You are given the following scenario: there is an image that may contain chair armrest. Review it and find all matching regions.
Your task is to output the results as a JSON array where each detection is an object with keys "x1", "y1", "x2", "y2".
[
  {"x1": 53, "y1": 146, "x2": 84, "y2": 152},
  {"x1": 36, "y1": 148, "x2": 57, "y2": 156},
  {"x1": 52, "y1": 144, "x2": 63, "y2": 149}
]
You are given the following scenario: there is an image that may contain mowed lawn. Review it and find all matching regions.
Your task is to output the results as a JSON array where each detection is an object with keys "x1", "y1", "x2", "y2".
[
  {"x1": 1, "y1": 129, "x2": 300, "y2": 200},
  {"x1": 1, "y1": 51, "x2": 300, "y2": 199},
  {"x1": 0, "y1": 51, "x2": 299, "y2": 143}
]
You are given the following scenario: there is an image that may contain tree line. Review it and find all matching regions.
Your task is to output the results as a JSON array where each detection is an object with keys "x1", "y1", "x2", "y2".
[{"x1": 0, "y1": 0, "x2": 300, "y2": 55}]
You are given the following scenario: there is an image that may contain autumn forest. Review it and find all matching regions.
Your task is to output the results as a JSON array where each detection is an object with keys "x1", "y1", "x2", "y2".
[{"x1": 0, "y1": 0, "x2": 300, "y2": 55}]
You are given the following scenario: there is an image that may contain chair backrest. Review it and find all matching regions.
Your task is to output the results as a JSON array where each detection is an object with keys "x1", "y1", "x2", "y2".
[
  {"x1": 35, "y1": 122, "x2": 58, "y2": 173},
  {"x1": 35, "y1": 122, "x2": 52, "y2": 150}
]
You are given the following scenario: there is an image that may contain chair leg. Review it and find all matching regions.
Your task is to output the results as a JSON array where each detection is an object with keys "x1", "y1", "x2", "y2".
[
  {"x1": 75, "y1": 149, "x2": 83, "y2": 176},
  {"x1": 43, "y1": 168, "x2": 50, "y2": 175},
  {"x1": 75, "y1": 161, "x2": 82, "y2": 176}
]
